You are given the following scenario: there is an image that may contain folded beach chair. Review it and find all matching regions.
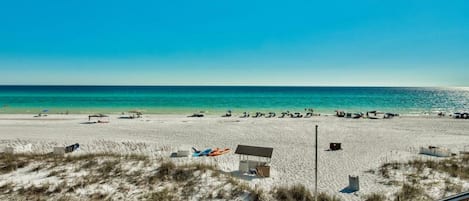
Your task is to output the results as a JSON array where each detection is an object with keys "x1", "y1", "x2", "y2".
[{"x1": 65, "y1": 143, "x2": 80, "y2": 153}]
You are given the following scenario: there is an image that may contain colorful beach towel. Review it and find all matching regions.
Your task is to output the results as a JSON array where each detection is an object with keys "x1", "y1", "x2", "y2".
[
  {"x1": 208, "y1": 148, "x2": 231, "y2": 156},
  {"x1": 192, "y1": 148, "x2": 212, "y2": 157}
]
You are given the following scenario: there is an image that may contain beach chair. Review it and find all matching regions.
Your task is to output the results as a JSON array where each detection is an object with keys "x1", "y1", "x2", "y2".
[
  {"x1": 265, "y1": 112, "x2": 275, "y2": 118},
  {"x1": 252, "y1": 112, "x2": 261, "y2": 118},
  {"x1": 65, "y1": 143, "x2": 80, "y2": 153},
  {"x1": 278, "y1": 112, "x2": 287, "y2": 118},
  {"x1": 188, "y1": 113, "x2": 204, "y2": 117},
  {"x1": 240, "y1": 112, "x2": 249, "y2": 118},
  {"x1": 222, "y1": 110, "x2": 232, "y2": 117}
]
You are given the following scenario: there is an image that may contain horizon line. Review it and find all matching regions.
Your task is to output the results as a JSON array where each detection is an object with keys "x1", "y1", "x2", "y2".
[{"x1": 0, "y1": 84, "x2": 466, "y2": 88}]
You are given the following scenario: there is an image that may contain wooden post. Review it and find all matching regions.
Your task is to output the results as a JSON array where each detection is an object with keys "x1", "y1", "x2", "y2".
[{"x1": 315, "y1": 125, "x2": 318, "y2": 201}]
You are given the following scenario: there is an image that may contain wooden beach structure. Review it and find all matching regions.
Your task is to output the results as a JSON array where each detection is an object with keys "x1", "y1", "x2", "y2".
[{"x1": 235, "y1": 145, "x2": 273, "y2": 177}]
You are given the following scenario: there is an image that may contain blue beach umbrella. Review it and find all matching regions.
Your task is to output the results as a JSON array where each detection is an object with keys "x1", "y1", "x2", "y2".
[{"x1": 42, "y1": 109, "x2": 49, "y2": 113}]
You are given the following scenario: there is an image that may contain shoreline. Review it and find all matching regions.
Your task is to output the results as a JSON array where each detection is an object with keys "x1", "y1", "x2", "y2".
[{"x1": 0, "y1": 111, "x2": 461, "y2": 118}]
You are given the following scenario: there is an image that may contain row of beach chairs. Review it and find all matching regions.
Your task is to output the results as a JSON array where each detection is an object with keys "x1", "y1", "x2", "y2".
[{"x1": 233, "y1": 111, "x2": 316, "y2": 118}]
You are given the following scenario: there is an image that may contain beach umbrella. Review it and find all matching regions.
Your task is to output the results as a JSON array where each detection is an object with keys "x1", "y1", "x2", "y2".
[{"x1": 42, "y1": 109, "x2": 49, "y2": 113}]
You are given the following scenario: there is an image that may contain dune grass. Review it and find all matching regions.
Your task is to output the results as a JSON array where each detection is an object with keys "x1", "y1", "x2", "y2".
[
  {"x1": 274, "y1": 184, "x2": 341, "y2": 201},
  {"x1": 1, "y1": 152, "x2": 349, "y2": 201},
  {"x1": 371, "y1": 154, "x2": 469, "y2": 200}
]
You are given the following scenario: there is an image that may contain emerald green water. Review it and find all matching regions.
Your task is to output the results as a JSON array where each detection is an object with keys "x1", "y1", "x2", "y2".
[{"x1": 0, "y1": 86, "x2": 468, "y2": 115}]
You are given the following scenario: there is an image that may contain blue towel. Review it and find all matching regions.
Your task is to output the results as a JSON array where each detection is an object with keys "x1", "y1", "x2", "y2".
[{"x1": 192, "y1": 148, "x2": 212, "y2": 157}]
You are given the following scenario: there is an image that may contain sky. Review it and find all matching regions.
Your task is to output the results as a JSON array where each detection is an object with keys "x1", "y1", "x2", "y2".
[{"x1": 0, "y1": 0, "x2": 468, "y2": 86}]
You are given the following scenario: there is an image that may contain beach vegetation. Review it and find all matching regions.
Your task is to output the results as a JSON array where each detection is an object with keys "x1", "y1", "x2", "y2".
[
  {"x1": 96, "y1": 159, "x2": 122, "y2": 178},
  {"x1": 47, "y1": 169, "x2": 66, "y2": 177},
  {"x1": 404, "y1": 156, "x2": 469, "y2": 180},
  {"x1": 443, "y1": 179, "x2": 463, "y2": 195},
  {"x1": 363, "y1": 193, "x2": 386, "y2": 201},
  {"x1": 0, "y1": 153, "x2": 29, "y2": 174},
  {"x1": 90, "y1": 192, "x2": 110, "y2": 200},
  {"x1": 80, "y1": 159, "x2": 98, "y2": 169},
  {"x1": 144, "y1": 188, "x2": 176, "y2": 201},
  {"x1": 0, "y1": 152, "x2": 369, "y2": 201},
  {"x1": 274, "y1": 184, "x2": 341, "y2": 201},
  {"x1": 156, "y1": 161, "x2": 176, "y2": 180},
  {"x1": 371, "y1": 154, "x2": 469, "y2": 201},
  {"x1": 393, "y1": 183, "x2": 428, "y2": 201},
  {"x1": 249, "y1": 187, "x2": 266, "y2": 201}
]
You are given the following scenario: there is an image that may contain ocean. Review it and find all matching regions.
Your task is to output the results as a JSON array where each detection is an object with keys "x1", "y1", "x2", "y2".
[{"x1": 0, "y1": 86, "x2": 468, "y2": 115}]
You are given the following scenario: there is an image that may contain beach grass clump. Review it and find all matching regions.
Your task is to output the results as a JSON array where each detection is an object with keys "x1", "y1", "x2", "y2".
[
  {"x1": 393, "y1": 183, "x2": 428, "y2": 201},
  {"x1": 96, "y1": 160, "x2": 122, "y2": 177},
  {"x1": 180, "y1": 179, "x2": 197, "y2": 197},
  {"x1": 12, "y1": 181, "x2": 66, "y2": 200},
  {"x1": 154, "y1": 161, "x2": 218, "y2": 183},
  {"x1": 155, "y1": 161, "x2": 176, "y2": 181},
  {"x1": 173, "y1": 168, "x2": 195, "y2": 182},
  {"x1": 0, "y1": 182, "x2": 14, "y2": 194},
  {"x1": 363, "y1": 193, "x2": 386, "y2": 201},
  {"x1": 29, "y1": 165, "x2": 42, "y2": 173},
  {"x1": 274, "y1": 184, "x2": 340, "y2": 201},
  {"x1": 56, "y1": 195, "x2": 79, "y2": 201},
  {"x1": 144, "y1": 187, "x2": 176, "y2": 201},
  {"x1": 216, "y1": 188, "x2": 228, "y2": 199},
  {"x1": 231, "y1": 182, "x2": 250, "y2": 197},
  {"x1": 378, "y1": 161, "x2": 402, "y2": 179},
  {"x1": 462, "y1": 154, "x2": 469, "y2": 163},
  {"x1": 283, "y1": 185, "x2": 312, "y2": 201},
  {"x1": 406, "y1": 156, "x2": 469, "y2": 180},
  {"x1": 249, "y1": 187, "x2": 265, "y2": 201},
  {"x1": 0, "y1": 153, "x2": 30, "y2": 174},
  {"x1": 79, "y1": 159, "x2": 99, "y2": 170},
  {"x1": 316, "y1": 192, "x2": 342, "y2": 201},
  {"x1": 90, "y1": 191, "x2": 110, "y2": 200},
  {"x1": 47, "y1": 169, "x2": 66, "y2": 177},
  {"x1": 378, "y1": 166, "x2": 390, "y2": 179},
  {"x1": 443, "y1": 179, "x2": 463, "y2": 194},
  {"x1": 373, "y1": 155, "x2": 469, "y2": 200}
]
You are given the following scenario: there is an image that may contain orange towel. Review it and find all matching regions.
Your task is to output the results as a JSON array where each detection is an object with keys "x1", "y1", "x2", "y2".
[{"x1": 209, "y1": 148, "x2": 230, "y2": 156}]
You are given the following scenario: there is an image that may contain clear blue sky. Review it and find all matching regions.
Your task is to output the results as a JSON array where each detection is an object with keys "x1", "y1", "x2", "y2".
[{"x1": 0, "y1": 0, "x2": 468, "y2": 86}]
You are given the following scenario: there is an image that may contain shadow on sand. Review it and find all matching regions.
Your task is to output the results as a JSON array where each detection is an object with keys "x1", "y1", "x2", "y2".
[
  {"x1": 339, "y1": 186, "x2": 357, "y2": 194},
  {"x1": 221, "y1": 170, "x2": 269, "y2": 181},
  {"x1": 80, "y1": 122, "x2": 96, "y2": 124}
]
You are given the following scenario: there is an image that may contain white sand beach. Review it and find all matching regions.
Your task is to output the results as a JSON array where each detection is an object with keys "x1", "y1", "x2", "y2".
[{"x1": 1, "y1": 114, "x2": 469, "y2": 200}]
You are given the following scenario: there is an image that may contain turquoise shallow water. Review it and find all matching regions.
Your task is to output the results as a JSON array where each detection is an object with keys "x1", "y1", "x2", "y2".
[{"x1": 0, "y1": 86, "x2": 468, "y2": 115}]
